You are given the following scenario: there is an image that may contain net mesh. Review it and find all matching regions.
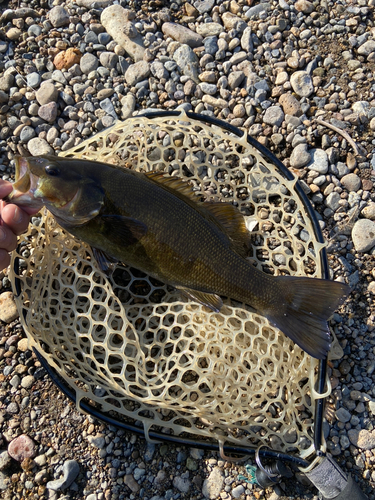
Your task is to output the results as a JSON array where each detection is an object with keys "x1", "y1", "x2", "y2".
[{"x1": 10, "y1": 111, "x2": 333, "y2": 457}]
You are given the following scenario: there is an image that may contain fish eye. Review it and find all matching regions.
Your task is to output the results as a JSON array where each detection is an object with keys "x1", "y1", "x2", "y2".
[{"x1": 45, "y1": 165, "x2": 60, "y2": 177}]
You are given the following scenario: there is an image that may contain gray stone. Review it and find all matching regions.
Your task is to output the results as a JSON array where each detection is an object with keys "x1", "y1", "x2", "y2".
[
  {"x1": 194, "y1": 0, "x2": 215, "y2": 14},
  {"x1": 202, "y1": 467, "x2": 224, "y2": 499},
  {"x1": 348, "y1": 429, "x2": 375, "y2": 450},
  {"x1": 52, "y1": 70, "x2": 67, "y2": 85},
  {"x1": 26, "y1": 72, "x2": 41, "y2": 89},
  {"x1": 204, "y1": 37, "x2": 218, "y2": 55},
  {"x1": 241, "y1": 27, "x2": 253, "y2": 53},
  {"x1": 244, "y1": 2, "x2": 270, "y2": 19},
  {"x1": 352, "y1": 101, "x2": 369, "y2": 116},
  {"x1": 20, "y1": 126, "x2": 36, "y2": 142},
  {"x1": 0, "y1": 451, "x2": 11, "y2": 471},
  {"x1": 341, "y1": 173, "x2": 361, "y2": 192},
  {"x1": 38, "y1": 102, "x2": 58, "y2": 123},
  {"x1": 151, "y1": 61, "x2": 169, "y2": 80},
  {"x1": 125, "y1": 61, "x2": 150, "y2": 86},
  {"x1": 196, "y1": 23, "x2": 224, "y2": 37},
  {"x1": 290, "y1": 71, "x2": 314, "y2": 97},
  {"x1": 263, "y1": 106, "x2": 284, "y2": 127},
  {"x1": 48, "y1": 6, "x2": 70, "y2": 28},
  {"x1": 87, "y1": 435, "x2": 106, "y2": 449},
  {"x1": 173, "y1": 45, "x2": 199, "y2": 83},
  {"x1": 35, "y1": 82, "x2": 58, "y2": 105},
  {"x1": 21, "y1": 375, "x2": 35, "y2": 390},
  {"x1": 27, "y1": 138, "x2": 54, "y2": 156},
  {"x1": 335, "y1": 407, "x2": 351, "y2": 423},
  {"x1": 99, "y1": 52, "x2": 118, "y2": 70},
  {"x1": 290, "y1": 143, "x2": 311, "y2": 168},
  {"x1": 80, "y1": 53, "x2": 99, "y2": 74},
  {"x1": 198, "y1": 82, "x2": 217, "y2": 95},
  {"x1": 173, "y1": 475, "x2": 191, "y2": 493},
  {"x1": 162, "y1": 22, "x2": 203, "y2": 48},
  {"x1": 306, "y1": 149, "x2": 328, "y2": 174},
  {"x1": 228, "y1": 71, "x2": 245, "y2": 90},
  {"x1": 358, "y1": 40, "x2": 375, "y2": 56},
  {"x1": 0, "y1": 74, "x2": 14, "y2": 92},
  {"x1": 46, "y1": 460, "x2": 80, "y2": 491},
  {"x1": 362, "y1": 202, "x2": 375, "y2": 220},
  {"x1": 352, "y1": 219, "x2": 375, "y2": 253},
  {"x1": 325, "y1": 192, "x2": 341, "y2": 212},
  {"x1": 121, "y1": 94, "x2": 136, "y2": 119},
  {"x1": 232, "y1": 485, "x2": 245, "y2": 498}
]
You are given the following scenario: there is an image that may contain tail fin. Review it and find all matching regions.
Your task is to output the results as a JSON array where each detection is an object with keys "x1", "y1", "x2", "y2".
[{"x1": 265, "y1": 277, "x2": 350, "y2": 359}]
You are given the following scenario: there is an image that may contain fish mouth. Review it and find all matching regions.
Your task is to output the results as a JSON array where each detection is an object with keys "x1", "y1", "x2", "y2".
[{"x1": 5, "y1": 157, "x2": 44, "y2": 209}]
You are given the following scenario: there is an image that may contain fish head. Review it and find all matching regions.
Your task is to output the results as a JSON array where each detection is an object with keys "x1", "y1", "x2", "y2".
[{"x1": 7, "y1": 156, "x2": 105, "y2": 225}]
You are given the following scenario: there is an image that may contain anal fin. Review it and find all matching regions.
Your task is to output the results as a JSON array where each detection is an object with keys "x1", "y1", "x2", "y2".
[
  {"x1": 92, "y1": 247, "x2": 118, "y2": 274},
  {"x1": 177, "y1": 287, "x2": 223, "y2": 312}
]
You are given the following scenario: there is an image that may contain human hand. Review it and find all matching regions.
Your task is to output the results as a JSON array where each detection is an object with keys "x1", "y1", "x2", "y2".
[{"x1": 0, "y1": 180, "x2": 40, "y2": 271}]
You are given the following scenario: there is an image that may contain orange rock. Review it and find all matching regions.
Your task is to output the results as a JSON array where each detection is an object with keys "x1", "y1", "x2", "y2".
[{"x1": 53, "y1": 47, "x2": 82, "y2": 70}]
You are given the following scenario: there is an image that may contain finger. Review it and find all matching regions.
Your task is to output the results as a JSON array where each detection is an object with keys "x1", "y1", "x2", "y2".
[
  {"x1": 0, "y1": 249, "x2": 10, "y2": 272},
  {"x1": 1, "y1": 204, "x2": 32, "y2": 236},
  {"x1": 0, "y1": 180, "x2": 13, "y2": 199},
  {"x1": 0, "y1": 225, "x2": 17, "y2": 253}
]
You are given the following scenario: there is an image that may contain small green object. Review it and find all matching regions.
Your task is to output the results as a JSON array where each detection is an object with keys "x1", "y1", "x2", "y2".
[{"x1": 238, "y1": 465, "x2": 258, "y2": 484}]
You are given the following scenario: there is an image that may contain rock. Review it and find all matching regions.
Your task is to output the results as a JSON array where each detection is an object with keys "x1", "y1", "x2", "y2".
[
  {"x1": 162, "y1": 22, "x2": 203, "y2": 48},
  {"x1": 352, "y1": 219, "x2": 375, "y2": 253},
  {"x1": 306, "y1": 149, "x2": 328, "y2": 174},
  {"x1": 17, "y1": 338, "x2": 29, "y2": 352},
  {"x1": 0, "y1": 90, "x2": 8, "y2": 103},
  {"x1": 203, "y1": 37, "x2": 218, "y2": 56},
  {"x1": 38, "y1": 102, "x2": 58, "y2": 123},
  {"x1": 196, "y1": 23, "x2": 224, "y2": 37},
  {"x1": 124, "y1": 474, "x2": 139, "y2": 493},
  {"x1": 121, "y1": 94, "x2": 136, "y2": 119},
  {"x1": 295, "y1": 0, "x2": 314, "y2": 13},
  {"x1": 151, "y1": 61, "x2": 168, "y2": 80},
  {"x1": 48, "y1": 6, "x2": 70, "y2": 28},
  {"x1": 54, "y1": 48, "x2": 82, "y2": 70},
  {"x1": 358, "y1": 40, "x2": 375, "y2": 57},
  {"x1": 194, "y1": 0, "x2": 215, "y2": 14},
  {"x1": 87, "y1": 435, "x2": 106, "y2": 449},
  {"x1": 290, "y1": 71, "x2": 314, "y2": 97},
  {"x1": 241, "y1": 27, "x2": 253, "y2": 53},
  {"x1": 341, "y1": 173, "x2": 361, "y2": 192},
  {"x1": 348, "y1": 429, "x2": 375, "y2": 450},
  {"x1": 35, "y1": 82, "x2": 58, "y2": 105},
  {"x1": 290, "y1": 143, "x2": 311, "y2": 168},
  {"x1": 0, "y1": 291, "x2": 19, "y2": 323},
  {"x1": 222, "y1": 12, "x2": 246, "y2": 32},
  {"x1": 46, "y1": 460, "x2": 80, "y2": 491},
  {"x1": 125, "y1": 61, "x2": 150, "y2": 86},
  {"x1": 279, "y1": 93, "x2": 302, "y2": 116},
  {"x1": 8, "y1": 435, "x2": 36, "y2": 462},
  {"x1": 0, "y1": 74, "x2": 14, "y2": 92},
  {"x1": 173, "y1": 475, "x2": 191, "y2": 493},
  {"x1": 173, "y1": 45, "x2": 199, "y2": 83},
  {"x1": 325, "y1": 192, "x2": 341, "y2": 212},
  {"x1": 100, "y1": 99, "x2": 117, "y2": 119},
  {"x1": 198, "y1": 83, "x2": 217, "y2": 95},
  {"x1": 20, "y1": 126, "x2": 36, "y2": 142},
  {"x1": 27, "y1": 138, "x2": 54, "y2": 156},
  {"x1": 76, "y1": 0, "x2": 112, "y2": 6},
  {"x1": 21, "y1": 375, "x2": 35, "y2": 390},
  {"x1": 101, "y1": 5, "x2": 145, "y2": 62},
  {"x1": 362, "y1": 202, "x2": 375, "y2": 220},
  {"x1": 26, "y1": 72, "x2": 41, "y2": 89},
  {"x1": 335, "y1": 407, "x2": 351, "y2": 423},
  {"x1": 232, "y1": 485, "x2": 245, "y2": 498},
  {"x1": 99, "y1": 52, "x2": 119, "y2": 70},
  {"x1": 228, "y1": 71, "x2": 245, "y2": 89},
  {"x1": 244, "y1": 2, "x2": 270, "y2": 19},
  {"x1": 263, "y1": 106, "x2": 284, "y2": 127},
  {"x1": 6, "y1": 28, "x2": 22, "y2": 40},
  {"x1": 80, "y1": 53, "x2": 99, "y2": 74},
  {"x1": 0, "y1": 451, "x2": 11, "y2": 471},
  {"x1": 202, "y1": 467, "x2": 224, "y2": 499}
]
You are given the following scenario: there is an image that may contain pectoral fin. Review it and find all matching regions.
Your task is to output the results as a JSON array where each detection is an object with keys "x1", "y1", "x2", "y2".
[
  {"x1": 92, "y1": 247, "x2": 118, "y2": 274},
  {"x1": 99, "y1": 215, "x2": 147, "y2": 246},
  {"x1": 178, "y1": 287, "x2": 223, "y2": 312}
]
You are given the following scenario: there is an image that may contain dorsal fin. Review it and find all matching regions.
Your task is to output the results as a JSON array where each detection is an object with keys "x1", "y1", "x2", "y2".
[
  {"x1": 202, "y1": 202, "x2": 250, "y2": 257},
  {"x1": 144, "y1": 171, "x2": 199, "y2": 201}
]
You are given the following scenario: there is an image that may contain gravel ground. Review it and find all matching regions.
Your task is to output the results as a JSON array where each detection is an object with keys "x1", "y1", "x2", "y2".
[{"x1": 0, "y1": 0, "x2": 375, "y2": 499}]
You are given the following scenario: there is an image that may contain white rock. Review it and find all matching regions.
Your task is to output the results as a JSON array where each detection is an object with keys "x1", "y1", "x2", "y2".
[
  {"x1": 352, "y1": 219, "x2": 375, "y2": 253},
  {"x1": 202, "y1": 467, "x2": 224, "y2": 499},
  {"x1": 306, "y1": 148, "x2": 328, "y2": 174},
  {"x1": 27, "y1": 138, "x2": 54, "y2": 156},
  {"x1": 290, "y1": 71, "x2": 314, "y2": 97},
  {"x1": 101, "y1": 5, "x2": 145, "y2": 62}
]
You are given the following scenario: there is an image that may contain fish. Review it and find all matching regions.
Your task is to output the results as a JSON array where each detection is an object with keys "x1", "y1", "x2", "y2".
[{"x1": 6, "y1": 155, "x2": 351, "y2": 359}]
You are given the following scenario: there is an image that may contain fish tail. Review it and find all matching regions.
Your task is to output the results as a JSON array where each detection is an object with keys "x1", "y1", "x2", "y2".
[{"x1": 264, "y1": 277, "x2": 350, "y2": 359}]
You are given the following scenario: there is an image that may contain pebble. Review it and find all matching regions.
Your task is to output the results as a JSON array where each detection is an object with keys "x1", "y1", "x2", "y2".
[
  {"x1": 348, "y1": 430, "x2": 375, "y2": 450},
  {"x1": 8, "y1": 435, "x2": 36, "y2": 462},
  {"x1": 27, "y1": 138, "x2": 54, "y2": 156},
  {"x1": 306, "y1": 149, "x2": 329, "y2": 174},
  {"x1": 196, "y1": 22, "x2": 224, "y2": 37},
  {"x1": 162, "y1": 23, "x2": 203, "y2": 48},
  {"x1": 290, "y1": 71, "x2": 314, "y2": 97},
  {"x1": 290, "y1": 143, "x2": 311, "y2": 168},
  {"x1": 351, "y1": 219, "x2": 375, "y2": 253},
  {"x1": 0, "y1": 291, "x2": 19, "y2": 323},
  {"x1": 341, "y1": 173, "x2": 361, "y2": 192},
  {"x1": 335, "y1": 407, "x2": 351, "y2": 423},
  {"x1": 46, "y1": 460, "x2": 80, "y2": 490},
  {"x1": 38, "y1": 102, "x2": 58, "y2": 123},
  {"x1": 125, "y1": 61, "x2": 150, "y2": 86},
  {"x1": 202, "y1": 467, "x2": 224, "y2": 499},
  {"x1": 80, "y1": 53, "x2": 99, "y2": 74},
  {"x1": 48, "y1": 6, "x2": 70, "y2": 28},
  {"x1": 263, "y1": 106, "x2": 284, "y2": 127},
  {"x1": 35, "y1": 82, "x2": 58, "y2": 105},
  {"x1": 173, "y1": 45, "x2": 199, "y2": 83}
]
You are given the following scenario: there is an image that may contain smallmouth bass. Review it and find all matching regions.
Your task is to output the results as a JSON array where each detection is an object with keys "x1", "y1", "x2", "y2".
[{"x1": 6, "y1": 155, "x2": 350, "y2": 359}]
